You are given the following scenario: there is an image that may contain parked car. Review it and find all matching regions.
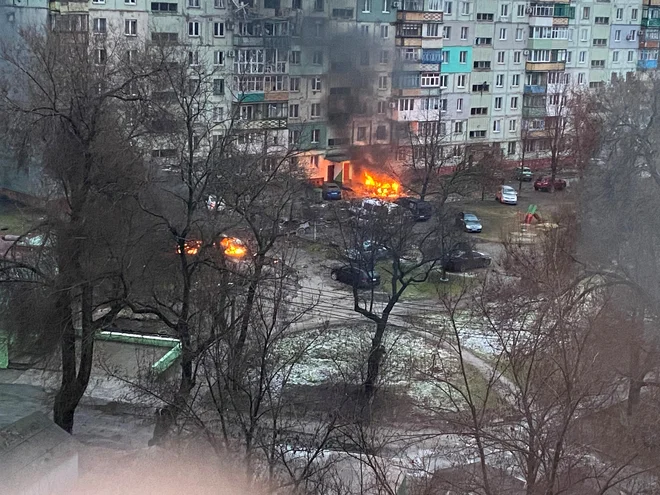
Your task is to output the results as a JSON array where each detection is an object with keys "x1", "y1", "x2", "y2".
[
  {"x1": 348, "y1": 198, "x2": 398, "y2": 226},
  {"x1": 345, "y1": 240, "x2": 389, "y2": 263},
  {"x1": 534, "y1": 176, "x2": 567, "y2": 192},
  {"x1": 322, "y1": 182, "x2": 342, "y2": 200},
  {"x1": 456, "y1": 212, "x2": 483, "y2": 233},
  {"x1": 444, "y1": 247, "x2": 492, "y2": 272},
  {"x1": 330, "y1": 265, "x2": 381, "y2": 288},
  {"x1": 514, "y1": 166, "x2": 533, "y2": 181},
  {"x1": 496, "y1": 185, "x2": 518, "y2": 205},
  {"x1": 394, "y1": 197, "x2": 433, "y2": 221}
]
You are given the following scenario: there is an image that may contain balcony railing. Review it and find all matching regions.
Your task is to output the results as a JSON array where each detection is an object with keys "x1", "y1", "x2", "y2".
[
  {"x1": 524, "y1": 84, "x2": 547, "y2": 94},
  {"x1": 637, "y1": 59, "x2": 659, "y2": 69}
]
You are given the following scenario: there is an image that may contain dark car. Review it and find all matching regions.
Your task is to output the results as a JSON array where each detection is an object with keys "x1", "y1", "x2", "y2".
[
  {"x1": 534, "y1": 176, "x2": 567, "y2": 192},
  {"x1": 322, "y1": 182, "x2": 342, "y2": 200},
  {"x1": 456, "y1": 212, "x2": 483, "y2": 233},
  {"x1": 330, "y1": 265, "x2": 381, "y2": 288},
  {"x1": 345, "y1": 240, "x2": 389, "y2": 263},
  {"x1": 394, "y1": 197, "x2": 433, "y2": 221},
  {"x1": 444, "y1": 247, "x2": 492, "y2": 272},
  {"x1": 514, "y1": 166, "x2": 533, "y2": 181}
]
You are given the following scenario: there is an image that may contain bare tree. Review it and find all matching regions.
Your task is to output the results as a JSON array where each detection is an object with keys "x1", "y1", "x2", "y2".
[{"x1": 0, "y1": 27, "x2": 157, "y2": 432}]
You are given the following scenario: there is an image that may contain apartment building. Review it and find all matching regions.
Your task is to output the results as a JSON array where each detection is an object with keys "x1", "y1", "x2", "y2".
[{"x1": 0, "y1": 0, "x2": 651, "y2": 190}]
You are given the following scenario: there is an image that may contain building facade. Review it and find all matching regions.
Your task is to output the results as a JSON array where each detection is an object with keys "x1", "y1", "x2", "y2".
[{"x1": 0, "y1": 0, "x2": 652, "y2": 188}]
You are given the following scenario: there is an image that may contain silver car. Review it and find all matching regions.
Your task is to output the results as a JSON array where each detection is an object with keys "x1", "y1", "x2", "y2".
[{"x1": 496, "y1": 185, "x2": 518, "y2": 205}]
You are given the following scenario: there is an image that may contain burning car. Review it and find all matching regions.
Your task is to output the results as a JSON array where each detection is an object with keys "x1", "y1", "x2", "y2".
[{"x1": 175, "y1": 235, "x2": 249, "y2": 262}]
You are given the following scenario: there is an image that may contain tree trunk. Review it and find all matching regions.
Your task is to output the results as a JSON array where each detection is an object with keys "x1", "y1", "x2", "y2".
[{"x1": 364, "y1": 321, "x2": 387, "y2": 401}]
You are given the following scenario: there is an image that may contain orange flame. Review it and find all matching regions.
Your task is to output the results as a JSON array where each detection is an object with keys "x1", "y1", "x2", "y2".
[
  {"x1": 220, "y1": 237, "x2": 248, "y2": 259},
  {"x1": 177, "y1": 240, "x2": 202, "y2": 256},
  {"x1": 364, "y1": 173, "x2": 400, "y2": 198}
]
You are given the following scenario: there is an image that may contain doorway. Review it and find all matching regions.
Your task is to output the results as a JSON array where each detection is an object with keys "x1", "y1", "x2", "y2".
[{"x1": 327, "y1": 164, "x2": 335, "y2": 182}]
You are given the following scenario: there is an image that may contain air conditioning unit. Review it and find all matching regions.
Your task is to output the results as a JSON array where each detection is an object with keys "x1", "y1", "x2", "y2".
[
  {"x1": 525, "y1": 7, "x2": 533, "y2": 14},
  {"x1": 523, "y1": 49, "x2": 530, "y2": 55},
  {"x1": 389, "y1": 101, "x2": 397, "y2": 108},
  {"x1": 391, "y1": 1, "x2": 400, "y2": 8}
]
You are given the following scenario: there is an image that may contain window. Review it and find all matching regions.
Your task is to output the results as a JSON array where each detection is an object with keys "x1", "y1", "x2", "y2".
[
  {"x1": 475, "y1": 37, "x2": 492, "y2": 46},
  {"x1": 425, "y1": 23, "x2": 441, "y2": 37},
  {"x1": 378, "y1": 75, "x2": 388, "y2": 90},
  {"x1": 379, "y1": 50, "x2": 390, "y2": 64},
  {"x1": 472, "y1": 83, "x2": 489, "y2": 93},
  {"x1": 517, "y1": 4, "x2": 524, "y2": 17},
  {"x1": 214, "y1": 51, "x2": 224, "y2": 66},
  {"x1": 188, "y1": 0, "x2": 199, "y2": 6},
  {"x1": 399, "y1": 98, "x2": 414, "y2": 111},
  {"x1": 402, "y1": 48, "x2": 419, "y2": 61},
  {"x1": 628, "y1": 30, "x2": 637, "y2": 41},
  {"x1": 314, "y1": 0, "x2": 323, "y2": 11},
  {"x1": 93, "y1": 18, "x2": 107, "y2": 34},
  {"x1": 632, "y1": 9, "x2": 638, "y2": 21},
  {"x1": 595, "y1": 17, "x2": 609, "y2": 25},
  {"x1": 470, "y1": 107, "x2": 488, "y2": 115},
  {"x1": 212, "y1": 107, "x2": 224, "y2": 122},
  {"x1": 290, "y1": 51, "x2": 301, "y2": 65},
  {"x1": 362, "y1": 0, "x2": 371, "y2": 13},
  {"x1": 311, "y1": 103, "x2": 321, "y2": 118},
  {"x1": 356, "y1": 127, "x2": 367, "y2": 141},
  {"x1": 92, "y1": 0, "x2": 104, "y2": 4},
  {"x1": 460, "y1": 27, "x2": 468, "y2": 39},
  {"x1": 497, "y1": 52, "x2": 505, "y2": 64},
  {"x1": 508, "y1": 119, "x2": 517, "y2": 131},
  {"x1": 376, "y1": 125, "x2": 387, "y2": 140},
  {"x1": 469, "y1": 130, "x2": 486, "y2": 138},
  {"x1": 616, "y1": 8, "x2": 623, "y2": 21},
  {"x1": 125, "y1": 0, "x2": 136, "y2": 4},
  {"x1": 311, "y1": 129, "x2": 320, "y2": 143},
  {"x1": 125, "y1": 19, "x2": 137, "y2": 36},
  {"x1": 289, "y1": 104, "x2": 299, "y2": 118},
  {"x1": 382, "y1": 0, "x2": 390, "y2": 13},
  {"x1": 213, "y1": 22, "x2": 224, "y2": 37},
  {"x1": 443, "y1": 26, "x2": 451, "y2": 39},
  {"x1": 628, "y1": 50, "x2": 634, "y2": 62},
  {"x1": 289, "y1": 77, "x2": 300, "y2": 91},
  {"x1": 492, "y1": 120, "x2": 501, "y2": 133},
  {"x1": 511, "y1": 74, "x2": 520, "y2": 86},
  {"x1": 500, "y1": 4, "x2": 508, "y2": 16},
  {"x1": 582, "y1": 7, "x2": 590, "y2": 19},
  {"x1": 442, "y1": 51, "x2": 450, "y2": 63},
  {"x1": 461, "y1": 1, "x2": 470, "y2": 15},
  {"x1": 591, "y1": 60, "x2": 605, "y2": 68},
  {"x1": 312, "y1": 77, "x2": 322, "y2": 91},
  {"x1": 188, "y1": 50, "x2": 199, "y2": 66},
  {"x1": 213, "y1": 79, "x2": 224, "y2": 95},
  {"x1": 454, "y1": 121, "x2": 464, "y2": 133},
  {"x1": 151, "y1": 2, "x2": 178, "y2": 11},
  {"x1": 381, "y1": 25, "x2": 389, "y2": 39},
  {"x1": 510, "y1": 97, "x2": 518, "y2": 110},
  {"x1": 567, "y1": 51, "x2": 572, "y2": 63},
  {"x1": 495, "y1": 74, "x2": 504, "y2": 86},
  {"x1": 580, "y1": 29, "x2": 588, "y2": 42},
  {"x1": 290, "y1": 129, "x2": 301, "y2": 144},
  {"x1": 593, "y1": 38, "x2": 607, "y2": 46},
  {"x1": 476, "y1": 13, "x2": 494, "y2": 21},
  {"x1": 579, "y1": 51, "x2": 586, "y2": 63},
  {"x1": 460, "y1": 51, "x2": 468, "y2": 63},
  {"x1": 360, "y1": 25, "x2": 369, "y2": 37},
  {"x1": 494, "y1": 97, "x2": 502, "y2": 110},
  {"x1": 499, "y1": 28, "x2": 507, "y2": 40},
  {"x1": 188, "y1": 21, "x2": 200, "y2": 37},
  {"x1": 444, "y1": 1, "x2": 452, "y2": 14},
  {"x1": 313, "y1": 51, "x2": 323, "y2": 65},
  {"x1": 515, "y1": 28, "x2": 523, "y2": 41},
  {"x1": 94, "y1": 48, "x2": 107, "y2": 65},
  {"x1": 615, "y1": 30, "x2": 621, "y2": 42},
  {"x1": 473, "y1": 61, "x2": 491, "y2": 70},
  {"x1": 457, "y1": 74, "x2": 466, "y2": 87},
  {"x1": 506, "y1": 142, "x2": 516, "y2": 155},
  {"x1": 428, "y1": 0, "x2": 441, "y2": 11},
  {"x1": 377, "y1": 101, "x2": 387, "y2": 114},
  {"x1": 456, "y1": 98, "x2": 463, "y2": 111},
  {"x1": 421, "y1": 72, "x2": 440, "y2": 87},
  {"x1": 214, "y1": 0, "x2": 225, "y2": 7}
]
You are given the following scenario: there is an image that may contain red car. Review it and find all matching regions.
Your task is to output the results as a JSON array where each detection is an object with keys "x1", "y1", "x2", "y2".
[{"x1": 534, "y1": 176, "x2": 567, "y2": 192}]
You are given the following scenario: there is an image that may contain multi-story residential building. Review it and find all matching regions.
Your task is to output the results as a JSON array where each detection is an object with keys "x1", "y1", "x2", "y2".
[{"x1": 0, "y1": 0, "x2": 653, "y2": 195}]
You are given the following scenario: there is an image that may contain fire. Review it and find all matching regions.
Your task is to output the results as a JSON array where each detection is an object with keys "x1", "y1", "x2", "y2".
[
  {"x1": 219, "y1": 236, "x2": 248, "y2": 259},
  {"x1": 177, "y1": 240, "x2": 202, "y2": 256},
  {"x1": 364, "y1": 173, "x2": 400, "y2": 198}
]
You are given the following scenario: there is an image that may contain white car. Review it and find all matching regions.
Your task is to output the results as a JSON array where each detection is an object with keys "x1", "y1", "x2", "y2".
[{"x1": 496, "y1": 185, "x2": 518, "y2": 205}]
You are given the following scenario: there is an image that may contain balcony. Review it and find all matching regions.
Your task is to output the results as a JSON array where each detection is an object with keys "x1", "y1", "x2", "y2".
[
  {"x1": 237, "y1": 118, "x2": 288, "y2": 130},
  {"x1": 637, "y1": 59, "x2": 659, "y2": 69},
  {"x1": 639, "y1": 39, "x2": 660, "y2": 49},
  {"x1": 522, "y1": 107, "x2": 547, "y2": 118},
  {"x1": 233, "y1": 35, "x2": 263, "y2": 47},
  {"x1": 524, "y1": 84, "x2": 547, "y2": 94},
  {"x1": 525, "y1": 61, "x2": 566, "y2": 71},
  {"x1": 642, "y1": 17, "x2": 660, "y2": 28}
]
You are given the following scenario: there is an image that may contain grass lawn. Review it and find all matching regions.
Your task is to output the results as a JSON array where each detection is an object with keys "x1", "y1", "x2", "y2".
[
  {"x1": 0, "y1": 198, "x2": 41, "y2": 234},
  {"x1": 459, "y1": 200, "x2": 521, "y2": 243}
]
